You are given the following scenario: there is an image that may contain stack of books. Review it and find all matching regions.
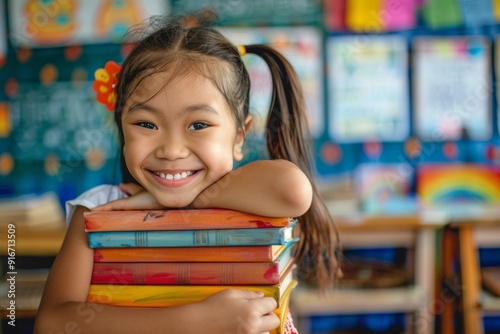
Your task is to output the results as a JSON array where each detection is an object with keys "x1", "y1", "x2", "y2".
[{"x1": 84, "y1": 208, "x2": 298, "y2": 334}]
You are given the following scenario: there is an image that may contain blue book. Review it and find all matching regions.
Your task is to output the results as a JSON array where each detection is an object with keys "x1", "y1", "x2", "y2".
[{"x1": 87, "y1": 226, "x2": 295, "y2": 248}]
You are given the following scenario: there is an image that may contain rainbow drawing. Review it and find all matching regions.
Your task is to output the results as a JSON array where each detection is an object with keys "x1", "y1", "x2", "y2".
[
  {"x1": 355, "y1": 163, "x2": 413, "y2": 202},
  {"x1": 417, "y1": 164, "x2": 500, "y2": 205}
]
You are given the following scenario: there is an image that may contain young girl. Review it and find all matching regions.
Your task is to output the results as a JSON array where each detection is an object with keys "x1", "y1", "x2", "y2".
[{"x1": 35, "y1": 14, "x2": 339, "y2": 334}]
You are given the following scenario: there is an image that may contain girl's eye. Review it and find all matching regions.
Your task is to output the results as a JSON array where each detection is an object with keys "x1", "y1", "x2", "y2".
[
  {"x1": 188, "y1": 122, "x2": 209, "y2": 131},
  {"x1": 136, "y1": 122, "x2": 157, "y2": 130}
]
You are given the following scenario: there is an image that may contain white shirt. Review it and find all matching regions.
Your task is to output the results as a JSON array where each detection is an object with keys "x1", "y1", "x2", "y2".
[{"x1": 65, "y1": 185, "x2": 128, "y2": 224}]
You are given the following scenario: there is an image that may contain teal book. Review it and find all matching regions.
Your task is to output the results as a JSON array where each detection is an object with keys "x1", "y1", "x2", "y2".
[{"x1": 88, "y1": 226, "x2": 295, "y2": 248}]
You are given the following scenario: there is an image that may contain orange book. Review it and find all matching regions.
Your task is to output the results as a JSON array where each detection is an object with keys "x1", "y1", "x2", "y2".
[
  {"x1": 85, "y1": 209, "x2": 293, "y2": 231},
  {"x1": 91, "y1": 244, "x2": 294, "y2": 285},
  {"x1": 93, "y1": 242, "x2": 294, "y2": 263}
]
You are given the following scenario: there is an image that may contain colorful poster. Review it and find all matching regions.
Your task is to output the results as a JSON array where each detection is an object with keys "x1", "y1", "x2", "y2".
[
  {"x1": 413, "y1": 37, "x2": 491, "y2": 141},
  {"x1": 219, "y1": 27, "x2": 324, "y2": 137},
  {"x1": 8, "y1": 0, "x2": 169, "y2": 47},
  {"x1": 327, "y1": 36, "x2": 409, "y2": 142},
  {"x1": 354, "y1": 163, "x2": 416, "y2": 214}
]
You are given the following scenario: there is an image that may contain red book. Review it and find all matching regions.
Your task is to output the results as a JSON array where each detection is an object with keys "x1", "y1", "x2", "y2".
[
  {"x1": 84, "y1": 209, "x2": 293, "y2": 231},
  {"x1": 91, "y1": 243, "x2": 295, "y2": 285},
  {"x1": 94, "y1": 243, "x2": 294, "y2": 263}
]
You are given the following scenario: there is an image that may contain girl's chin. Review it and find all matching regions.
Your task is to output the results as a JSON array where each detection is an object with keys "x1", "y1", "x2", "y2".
[{"x1": 155, "y1": 197, "x2": 194, "y2": 209}]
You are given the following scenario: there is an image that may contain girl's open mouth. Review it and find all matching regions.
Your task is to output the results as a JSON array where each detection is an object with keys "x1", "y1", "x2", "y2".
[
  {"x1": 149, "y1": 169, "x2": 201, "y2": 187},
  {"x1": 152, "y1": 170, "x2": 195, "y2": 180}
]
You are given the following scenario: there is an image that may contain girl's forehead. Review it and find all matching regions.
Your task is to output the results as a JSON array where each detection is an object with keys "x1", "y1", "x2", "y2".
[{"x1": 132, "y1": 69, "x2": 220, "y2": 99}]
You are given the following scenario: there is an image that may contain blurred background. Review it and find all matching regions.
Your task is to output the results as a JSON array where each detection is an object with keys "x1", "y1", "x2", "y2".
[{"x1": 1, "y1": 0, "x2": 500, "y2": 333}]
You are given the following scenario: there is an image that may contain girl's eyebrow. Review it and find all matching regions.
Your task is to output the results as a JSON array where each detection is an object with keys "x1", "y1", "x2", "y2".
[
  {"x1": 183, "y1": 104, "x2": 221, "y2": 117},
  {"x1": 128, "y1": 102, "x2": 221, "y2": 117},
  {"x1": 128, "y1": 101, "x2": 159, "y2": 114}
]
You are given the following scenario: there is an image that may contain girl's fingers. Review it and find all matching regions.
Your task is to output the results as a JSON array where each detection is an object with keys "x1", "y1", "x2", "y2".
[
  {"x1": 92, "y1": 198, "x2": 132, "y2": 211},
  {"x1": 252, "y1": 296, "x2": 278, "y2": 314}
]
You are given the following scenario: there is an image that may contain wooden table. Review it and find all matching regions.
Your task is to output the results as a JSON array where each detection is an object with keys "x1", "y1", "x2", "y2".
[
  {"x1": 0, "y1": 222, "x2": 66, "y2": 319},
  {"x1": 291, "y1": 213, "x2": 444, "y2": 334},
  {"x1": 446, "y1": 208, "x2": 500, "y2": 334}
]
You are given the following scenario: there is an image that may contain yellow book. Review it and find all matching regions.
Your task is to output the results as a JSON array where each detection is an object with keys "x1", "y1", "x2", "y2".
[
  {"x1": 88, "y1": 271, "x2": 294, "y2": 308},
  {"x1": 271, "y1": 279, "x2": 298, "y2": 334},
  {"x1": 87, "y1": 278, "x2": 297, "y2": 334}
]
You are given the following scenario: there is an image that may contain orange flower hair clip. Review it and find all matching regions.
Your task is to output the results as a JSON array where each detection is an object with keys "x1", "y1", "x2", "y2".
[{"x1": 93, "y1": 61, "x2": 121, "y2": 112}]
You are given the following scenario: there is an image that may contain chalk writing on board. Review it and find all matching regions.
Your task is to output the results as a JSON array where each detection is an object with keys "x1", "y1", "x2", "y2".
[
  {"x1": 10, "y1": 82, "x2": 117, "y2": 161},
  {"x1": 172, "y1": 0, "x2": 321, "y2": 25}
]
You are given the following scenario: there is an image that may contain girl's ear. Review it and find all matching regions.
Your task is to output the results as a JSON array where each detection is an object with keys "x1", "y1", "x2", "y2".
[{"x1": 233, "y1": 115, "x2": 253, "y2": 161}]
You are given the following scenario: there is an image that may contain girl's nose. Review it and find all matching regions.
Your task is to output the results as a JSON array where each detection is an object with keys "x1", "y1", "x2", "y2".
[{"x1": 154, "y1": 133, "x2": 189, "y2": 160}]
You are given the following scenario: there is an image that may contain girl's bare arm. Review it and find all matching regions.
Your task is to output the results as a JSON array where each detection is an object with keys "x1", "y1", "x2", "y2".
[{"x1": 192, "y1": 159, "x2": 313, "y2": 217}]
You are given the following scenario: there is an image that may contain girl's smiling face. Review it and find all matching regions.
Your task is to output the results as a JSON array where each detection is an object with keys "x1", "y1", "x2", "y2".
[{"x1": 121, "y1": 69, "x2": 249, "y2": 208}]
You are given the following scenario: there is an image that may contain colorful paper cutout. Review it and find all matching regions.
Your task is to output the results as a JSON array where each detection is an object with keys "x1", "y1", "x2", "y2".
[
  {"x1": 382, "y1": 0, "x2": 417, "y2": 30},
  {"x1": 494, "y1": 0, "x2": 500, "y2": 21},
  {"x1": 0, "y1": 103, "x2": 11, "y2": 137},
  {"x1": 421, "y1": 0, "x2": 462, "y2": 29},
  {"x1": 346, "y1": 0, "x2": 384, "y2": 32},
  {"x1": 95, "y1": 0, "x2": 143, "y2": 40},
  {"x1": 0, "y1": 0, "x2": 6, "y2": 67},
  {"x1": 457, "y1": 0, "x2": 494, "y2": 27},
  {"x1": 324, "y1": 0, "x2": 347, "y2": 31}
]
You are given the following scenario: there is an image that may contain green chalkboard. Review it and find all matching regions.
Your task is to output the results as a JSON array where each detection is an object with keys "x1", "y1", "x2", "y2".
[
  {"x1": 171, "y1": 0, "x2": 322, "y2": 25},
  {"x1": 10, "y1": 82, "x2": 118, "y2": 161}
]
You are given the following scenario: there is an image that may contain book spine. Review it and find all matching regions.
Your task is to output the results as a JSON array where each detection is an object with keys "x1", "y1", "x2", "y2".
[
  {"x1": 93, "y1": 246, "x2": 276, "y2": 263},
  {"x1": 88, "y1": 227, "x2": 292, "y2": 248},
  {"x1": 87, "y1": 284, "x2": 281, "y2": 307},
  {"x1": 91, "y1": 262, "x2": 282, "y2": 285},
  {"x1": 84, "y1": 209, "x2": 291, "y2": 231}
]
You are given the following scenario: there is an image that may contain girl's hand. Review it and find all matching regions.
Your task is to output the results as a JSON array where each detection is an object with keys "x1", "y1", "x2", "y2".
[
  {"x1": 92, "y1": 183, "x2": 163, "y2": 211},
  {"x1": 192, "y1": 289, "x2": 280, "y2": 334}
]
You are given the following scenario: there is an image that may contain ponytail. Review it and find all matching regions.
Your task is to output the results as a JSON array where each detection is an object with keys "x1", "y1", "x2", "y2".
[{"x1": 245, "y1": 45, "x2": 341, "y2": 292}]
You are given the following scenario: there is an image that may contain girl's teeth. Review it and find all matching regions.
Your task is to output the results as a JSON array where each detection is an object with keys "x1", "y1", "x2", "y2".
[{"x1": 155, "y1": 171, "x2": 193, "y2": 180}]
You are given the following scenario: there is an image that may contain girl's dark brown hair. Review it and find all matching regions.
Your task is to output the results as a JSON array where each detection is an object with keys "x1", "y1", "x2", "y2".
[
  {"x1": 244, "y1": 45, "x2": 340, "y2": 290},
  {"x1": 113, "y1": 13, "x2": 340, "y2": 291}
]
